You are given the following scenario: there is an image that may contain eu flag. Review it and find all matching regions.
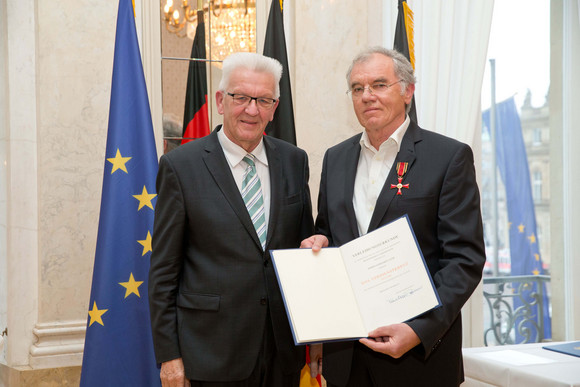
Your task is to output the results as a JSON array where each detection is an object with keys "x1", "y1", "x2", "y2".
[
  {"x1": 80, "y1": 0, "x2": 161, "y2": 385},
  {"x1": 482, "y1": 97, "x2": 551, "y2": 343}
]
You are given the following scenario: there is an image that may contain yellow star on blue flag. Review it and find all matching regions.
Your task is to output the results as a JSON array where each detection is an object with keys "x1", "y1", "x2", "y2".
[
  {"x1": 107, "y1": 148, "x2": 132, "y2": 174},
  {"x1": 138, "y1": 231, "x2": 153, "y2": 256},
  {"x1": 88, "y1": 301, "x2": 108, "y2": 327},
  {"x1": 119, "y1": 273, "x2": 144, "y2": 298},
  {"x1": 133, "y1": 186, "x2": 157, "y2": 211}
]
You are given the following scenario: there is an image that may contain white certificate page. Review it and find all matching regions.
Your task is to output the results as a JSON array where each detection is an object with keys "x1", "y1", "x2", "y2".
[
  {"x1": 270, "y1": 248, "x2": 367, "y2": 344},
  {"x1": 270, "y1": 215, "x2": 440, "y2": 344},
  {"x1": 339, "y1": 216, "x2": 440, "y2": 331}
]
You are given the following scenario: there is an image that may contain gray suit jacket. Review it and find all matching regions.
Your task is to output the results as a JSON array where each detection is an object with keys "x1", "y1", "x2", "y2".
[
  {"x1": 149, "y1": 127, "x2": 314, "y2": 381},
  {"x1": 316, "y1": 122, "x2": 486, "y2": 386}
]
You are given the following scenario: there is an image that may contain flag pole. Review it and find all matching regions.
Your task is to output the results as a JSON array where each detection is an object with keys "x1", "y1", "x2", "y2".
[{"x1": 490, "y1": 58, "x2": 499, "y2": 277}]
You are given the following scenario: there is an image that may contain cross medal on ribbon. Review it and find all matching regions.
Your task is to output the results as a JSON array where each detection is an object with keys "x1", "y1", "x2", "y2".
[{"x1": 390, "y1": 162, "x2": 409, "y2": 195}]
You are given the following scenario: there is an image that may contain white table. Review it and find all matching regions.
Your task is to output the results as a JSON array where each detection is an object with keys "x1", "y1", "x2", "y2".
[{"x1": 462, "y1": 342, "x2": 580, "y2": 387}]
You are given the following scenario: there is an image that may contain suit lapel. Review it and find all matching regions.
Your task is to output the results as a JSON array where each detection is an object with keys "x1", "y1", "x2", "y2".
[
  {"x1": 202, "y1": 129, "x2": 262, "y2": 248},
  {"x1": 367, "y1": 123, "x2": 421, "y2": 232},
  {"x1": 344, "y1": 135, "x2": 363, "y2": 240}
]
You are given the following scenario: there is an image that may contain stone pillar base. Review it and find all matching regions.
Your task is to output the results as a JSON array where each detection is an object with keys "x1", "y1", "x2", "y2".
[{"x1": 0, "y1": 364, "x2": 80, "y2": 387}]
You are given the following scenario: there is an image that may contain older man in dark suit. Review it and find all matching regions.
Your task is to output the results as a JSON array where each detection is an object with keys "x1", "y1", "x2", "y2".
[
  {"x1": 149, "y1": 52, "x2": 314, "y2": 387},
  {"x1": 303, "y1": 47, "x2": 486, "y2": 387}
]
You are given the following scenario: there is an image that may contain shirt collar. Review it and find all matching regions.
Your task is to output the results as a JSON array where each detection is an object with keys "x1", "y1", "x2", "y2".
[
  {"x1": 360, "y1": 115, "x2": 411, "y2": 153},
  {"x1": 218, "y1": 127, "x2": 268, "y2": 168}
]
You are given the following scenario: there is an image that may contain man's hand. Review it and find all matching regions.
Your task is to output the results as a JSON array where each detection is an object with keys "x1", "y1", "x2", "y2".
[
  {"x1": 359, "y1": 323, "x2": 421, "y2": 358},
  {"x1": 309, "y1": 344, "x2": 323, "y2": 378},
  {"x1": 160, "y1": 358, "x2": 190, "y2": 387},
  {"x1": 300, "y1": 235, "x2": 329, "y2": 252}
]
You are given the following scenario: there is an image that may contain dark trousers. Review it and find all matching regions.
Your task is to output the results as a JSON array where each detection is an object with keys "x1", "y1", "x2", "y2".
[
  {"x1": 327, "y1": 343, "x2": 376, "y2": 387},
  {"x1": 190, "y1": 312, "x2": 300, "y2": 387},
  {"x1": 327, "y1": 341, "x2": 462, "y2": 387}
]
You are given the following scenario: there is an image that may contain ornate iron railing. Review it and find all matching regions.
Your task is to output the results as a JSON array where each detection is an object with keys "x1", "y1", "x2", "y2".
[{"x1": 482, "y1": 275, "x2": 551, "y2": 346}]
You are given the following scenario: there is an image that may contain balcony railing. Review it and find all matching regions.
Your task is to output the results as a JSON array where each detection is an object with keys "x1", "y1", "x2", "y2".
[{"x1": 482, "y1": 275, "x2": 551, "y2": 346}]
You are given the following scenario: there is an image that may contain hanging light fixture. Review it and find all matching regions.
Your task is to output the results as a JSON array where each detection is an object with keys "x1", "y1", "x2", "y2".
[{"x1": 162, "y1": 0, "x2": 256, "y2": 62}]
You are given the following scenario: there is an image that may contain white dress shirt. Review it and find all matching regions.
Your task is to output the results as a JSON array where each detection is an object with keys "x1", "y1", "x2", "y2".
[
  {"x1": 353, "y1": 116, "x2": 410, "y2": 235},
  {"x1": 217, "y1": 128, "x2": 271, "y2": 232}
]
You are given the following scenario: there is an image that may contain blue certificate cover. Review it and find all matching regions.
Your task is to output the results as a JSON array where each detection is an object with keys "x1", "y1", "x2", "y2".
[{"x1": 543, "y1": 341, "x2": 580, "y2": 358}]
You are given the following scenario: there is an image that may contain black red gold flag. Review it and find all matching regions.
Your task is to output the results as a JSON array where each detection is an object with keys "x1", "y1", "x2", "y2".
[
  {"x1": 263, "y1": 0, "x2": 297, "y2": 145},
  {"x1": 394, "y1": 0, "x2": 418, "y2": 124},
  {"x1": 182, "y1": 10, "x2": 210, "y2": 144}
]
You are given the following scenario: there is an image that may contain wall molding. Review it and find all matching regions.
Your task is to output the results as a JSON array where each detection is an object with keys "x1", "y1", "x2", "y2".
[
  {"x1": 29, "y1": 321, "x2": 86, "y2": 369},
  {"x1": 139, "y1": 0, "x2": 163, "y2": 156}
]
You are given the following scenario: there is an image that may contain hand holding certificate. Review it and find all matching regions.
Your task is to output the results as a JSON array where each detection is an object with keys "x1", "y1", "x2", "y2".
[{"x1": 270, "y1": 215, "x2": 441, "y2": 344}]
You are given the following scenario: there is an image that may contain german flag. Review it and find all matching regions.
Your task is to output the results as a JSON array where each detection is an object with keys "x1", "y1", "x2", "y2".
[
  {"x1": 263, "y1": 0, "x2": 297, "y2": 145},
  {"x1": 181, "y1": 10, "x2": 210, "y2": 144},
  {"x1": 394, "y1": 0, "x2": 417, "y2": 124}
]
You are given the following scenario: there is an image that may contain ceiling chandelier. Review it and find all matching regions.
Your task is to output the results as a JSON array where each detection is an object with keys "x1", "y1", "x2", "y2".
[{"x1": 162, "y1": 0, "x2": 256, "y2": 62}]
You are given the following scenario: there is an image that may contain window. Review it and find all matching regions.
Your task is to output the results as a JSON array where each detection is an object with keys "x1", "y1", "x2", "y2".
[
  {"x1": 533, "y1": 170, "x2": 542, "y2": 202},
  {"x1": 533, "y1": 127, "x2": 542, "y2": 145},
  {"x1": 480, "y1": 0, "x2": 552, "y2": 346}
]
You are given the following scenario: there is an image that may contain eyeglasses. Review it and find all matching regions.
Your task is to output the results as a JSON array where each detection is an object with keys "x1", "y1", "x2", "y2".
[
  {"x1": 347, "y1": 80, "x2": 403, "y2": 98},
  {"x1": 226, "y1": 92, "x2": 278, "y2": 110}
]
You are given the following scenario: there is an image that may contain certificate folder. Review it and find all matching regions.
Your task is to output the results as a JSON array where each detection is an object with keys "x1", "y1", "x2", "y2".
[
  {"x1": 270, "y1": 215, "x2": 441, "y2": 345},
  {"x1": 543, "y1": 341, "x2": 580, "y2": 358}
]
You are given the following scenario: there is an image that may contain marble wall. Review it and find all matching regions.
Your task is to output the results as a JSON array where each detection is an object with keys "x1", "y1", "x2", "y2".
[
  {"x1": 0, "y1": 0, "x2": 387, "y2": 384},
  {"x1": 2, "y1": 0, "x2": 40, "y2": 372},
  {"x1": 293, "y1": 0, "x2": 385, "y2": 203},
  {"x1": 1, "y1": 0, "x2": 119, "y2": 382},
  {"x1": 35, "y1": 0, "x2": 116, "y2": 324}
]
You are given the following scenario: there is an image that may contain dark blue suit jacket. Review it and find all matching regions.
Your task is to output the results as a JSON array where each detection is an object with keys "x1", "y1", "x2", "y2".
[
  {"x1": 316, "y1": 122, "x2": 486, "y2": 386},
  {"x1": 149, "y1": 127, "x2": 314, "y2": 381}
]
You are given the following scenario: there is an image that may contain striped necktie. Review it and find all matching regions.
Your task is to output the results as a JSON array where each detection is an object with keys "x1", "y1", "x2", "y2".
[{"x1": 242, "y1": 154, "x2": 266, "y2": 250}]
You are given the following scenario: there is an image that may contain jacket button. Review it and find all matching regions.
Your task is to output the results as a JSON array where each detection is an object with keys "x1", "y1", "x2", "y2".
[
  {"x1": 264, "y1": 260, "x2": 269, "y2": 267},
  {"x1": 260, "y1": 298, "x2": 267, "y2": 305}
]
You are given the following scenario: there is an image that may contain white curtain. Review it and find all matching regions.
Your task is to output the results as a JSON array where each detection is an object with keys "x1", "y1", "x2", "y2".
[{"x1": 409, "y1": 0, "x2": 494, "y2": 147}]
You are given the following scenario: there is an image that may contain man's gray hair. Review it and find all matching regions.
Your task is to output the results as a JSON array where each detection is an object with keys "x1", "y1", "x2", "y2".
[
  {"x1": 346, "y1": 47, "x2": 417, "y2": 113},
  {"x1": 218, "y1": 52, "x2": 283, "y2": 98}
]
